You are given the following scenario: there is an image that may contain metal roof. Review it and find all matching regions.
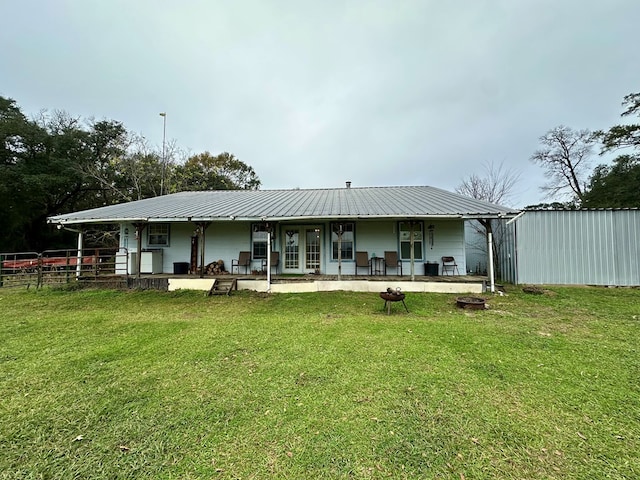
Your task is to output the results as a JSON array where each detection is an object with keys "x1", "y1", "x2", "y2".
[{"x1": 48, "y1": 186, "x2": 518, "y2": 225}]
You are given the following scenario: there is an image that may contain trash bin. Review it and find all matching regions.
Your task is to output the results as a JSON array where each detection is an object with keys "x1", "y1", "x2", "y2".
[
  {"x1": 173, "y1": 262, "x2": 190, "y2": 274},
  {"x1": 424, "y1": 262, "x2": 439, "y2": 276}
]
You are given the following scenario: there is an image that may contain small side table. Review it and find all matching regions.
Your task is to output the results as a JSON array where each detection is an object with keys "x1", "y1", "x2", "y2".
[{"x1": 370, "y1": 257, "x2": 385, "y2": 275}]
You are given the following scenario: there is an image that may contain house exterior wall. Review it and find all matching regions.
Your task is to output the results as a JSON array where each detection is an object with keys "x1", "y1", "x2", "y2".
[
  {"x1": 500, "y1": 210, "x2": 640, "y2": 286},
  {"x1": 120, "y1": 218, "x2": 468, "y2": 275},
  {"x1": 430, "y1": 220, "x2": 466, "y2": 274},
  {"x1": 203, "y1": 222, "x2": 255, "y2": 270},
  {"x1": 321, "y1": 219, "x2": 466, "y2": 276},
  {"x1": 167, "y1": 223, "x2": 198, "y2": 265}
]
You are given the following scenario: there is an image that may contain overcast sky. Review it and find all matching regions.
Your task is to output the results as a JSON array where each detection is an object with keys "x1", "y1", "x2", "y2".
[{"x1": 2, "y1": 0, "x2": 638, "y2": 208}]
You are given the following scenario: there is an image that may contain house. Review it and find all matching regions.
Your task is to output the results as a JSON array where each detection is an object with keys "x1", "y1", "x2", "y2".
[{"x1": 47, "y1": 184, "x2": 516, "y2": 292}]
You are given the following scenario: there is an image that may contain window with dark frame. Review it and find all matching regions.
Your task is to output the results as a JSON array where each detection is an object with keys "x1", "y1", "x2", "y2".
[
  {"x1": 252, "y1": 224, "x2": 268, "y2": 259},
  {"x1": 331, "y1": 222, "x2": 354, "y2": 260},
  {"x1": 399, "y1": 221, "x2": 423, "y2": 260},
  {"x1": 148, "y1": 224, "x2": 170, "y2": 247}
]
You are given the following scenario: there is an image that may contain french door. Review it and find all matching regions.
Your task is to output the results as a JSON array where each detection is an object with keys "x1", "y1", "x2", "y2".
[{"x1": 283, "y1": 226, "x2": 322, "y2": 274}]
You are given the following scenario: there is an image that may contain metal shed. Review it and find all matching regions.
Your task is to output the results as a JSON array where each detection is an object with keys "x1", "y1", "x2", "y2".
[{"x1": 498, "y1": 209, "x2": 640, "y2": 286}]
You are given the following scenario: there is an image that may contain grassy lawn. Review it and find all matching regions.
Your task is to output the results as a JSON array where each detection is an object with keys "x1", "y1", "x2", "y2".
[{"x1": 1, "y1": 285, "x2": 639, "y2": 479}]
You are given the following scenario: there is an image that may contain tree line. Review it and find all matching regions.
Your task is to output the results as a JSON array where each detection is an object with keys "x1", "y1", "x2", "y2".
[
  {"x1": 531, "y1": 91, "x2": 640, "y2": 209},
  {"x1": 0, "y1": 96, "x2": 261, "y2": 252}
]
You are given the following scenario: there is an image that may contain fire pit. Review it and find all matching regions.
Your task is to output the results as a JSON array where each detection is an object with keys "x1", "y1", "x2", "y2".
[
  {"x1": 455, "y1": 296, "x2": 486, "y2": 310},
  {"x1": 380, "y1": 289, "x2": 408, "y2": 315}
]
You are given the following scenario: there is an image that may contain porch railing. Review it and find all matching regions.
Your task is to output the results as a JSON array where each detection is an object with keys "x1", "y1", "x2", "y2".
[{"x1": 0, "y1": 248, "x2": 129, "y2": 289}]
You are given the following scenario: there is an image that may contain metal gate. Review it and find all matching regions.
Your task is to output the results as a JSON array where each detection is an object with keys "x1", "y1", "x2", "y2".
[{"x1": 0, "y1": 248, "x2": 129, "y2": 289}]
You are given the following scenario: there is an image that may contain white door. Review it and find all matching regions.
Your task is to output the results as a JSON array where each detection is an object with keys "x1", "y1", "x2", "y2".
[{"x1": 282, "y1": 227, "x2": 322, "y2": 274}]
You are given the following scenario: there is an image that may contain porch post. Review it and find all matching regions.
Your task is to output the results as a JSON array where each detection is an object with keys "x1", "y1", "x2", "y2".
[
  {"x1": 337, "y1": 224, "x2": 343, "y2": 281},
  {"x1": 409, "y1": 221, "x2": 416, "y2": 281},
  {"x1": 197, "y1": 222, "x2": 211, "y2": 278},
  {"x1": 75, "y1": 229, "x2": 84, "y2": 279},
  {"x1": 488, "y1": 231, "x2": 495, "y2": 293},
  {"x1": 133, "y1": 223, "x2": 147, "y2": 279},
  {"x1": 199, "y1": 224, "x2": 205, "y2": 278},
  {"x1": 266, "y1": 223, "x2": 272, "y2": 293}
]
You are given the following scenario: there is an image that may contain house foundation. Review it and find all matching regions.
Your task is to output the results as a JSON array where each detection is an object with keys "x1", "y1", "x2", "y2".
[{"x1": 167, "y1": 275, "x2": 485, "y2": 294}]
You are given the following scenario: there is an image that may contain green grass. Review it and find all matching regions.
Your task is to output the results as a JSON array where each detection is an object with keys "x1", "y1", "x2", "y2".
[{"x1": 1, "y1": 286, "x2": 639, "y2": 479}]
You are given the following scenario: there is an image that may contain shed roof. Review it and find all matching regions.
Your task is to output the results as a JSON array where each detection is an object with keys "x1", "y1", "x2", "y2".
[{"x1": 48, "y1": 186, "x2": 518, "y2": 225}]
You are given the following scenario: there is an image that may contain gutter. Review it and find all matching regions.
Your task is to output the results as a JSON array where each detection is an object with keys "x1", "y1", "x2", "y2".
[
  {"x1": 47, "y1": 213, "x2": 518, "y2": 224},
  {"x1": 47, "y1": 217, "x2": 149, "y2": 225},
  {"x1": 506, "y1": 210, "x2": 526, "y2": 225},
  {"x1": 57, "y1": 225, "x2": 83, "y2": 233}
]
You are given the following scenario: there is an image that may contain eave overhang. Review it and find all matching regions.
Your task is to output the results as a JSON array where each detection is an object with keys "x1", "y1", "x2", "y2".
[{"x1": 48, "y1": 212, "x2": 518, "y2": 226}]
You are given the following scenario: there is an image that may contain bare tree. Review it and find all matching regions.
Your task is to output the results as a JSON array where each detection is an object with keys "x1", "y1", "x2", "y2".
[
  {"x1": 456, "y1": 160, "x2": 520, "y2": 206},
  {"x1": 456, "y1": 161, "x2": 520, "y2": 277},
  {"x1": 530, "y1": 125, "x2": 597, "y2": 204},
  {"x1": 118, "y1": 135, "x2": 184, "y2": 200}
]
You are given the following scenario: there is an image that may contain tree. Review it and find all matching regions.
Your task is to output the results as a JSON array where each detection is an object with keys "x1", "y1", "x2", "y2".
[
  {"x1": 172, "y1": 151, "x2": 261, "y2": 192},
  {"x1": 0, "y1": 100, "x2": 88, "y2": 251},
  {"x1": 456, "y1": 161, "x2": 520, "y2": 278},
  {"x1": 530, "y1": 126, "x2": 598, "y2": 204},
  {"x1": 0, "y1": 99, "x2": 139, "y2": 251},
  {"x1": 79, "y1": 119, "x2": 131, "y2": 206},
  {"x1": 0, "y1": 97, "x2": 38, "y2": 250},
  {"x1": 117, "y1": 148, "x2": 164, "y2": 201},
  {"x1": 456, "y1": 160, "x2": 520, "y2": 206},
  {"x1": 94, "y1": 134, "x2": 166, "y2": 202},
  {"x1": 0, "y1": 97, "x2": 30, "y2": 166},
  {"x1": 581, "y1": 92, "x2": 640, "y2": 208},
  {"x1": 524, "y1": 202, "x2": 576, "y2": 210},
  {"x1": 600, "y1": 92, "x2": 640, "y2": 152},
  {"x1": 0, "y1": 95, "x2": 263, "y2": 252},
  {"x1": 582, "y1": 155, "x2": 640, "y2": 208}
]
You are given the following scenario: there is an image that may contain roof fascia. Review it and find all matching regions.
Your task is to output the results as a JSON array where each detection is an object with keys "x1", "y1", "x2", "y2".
[
  {"x1": 47, "y1": 212, "x2": 519, "y2": 225},
  {"x1": 462, "y1": 212, "x2": 520, "y2": 220},
  {"x1": 47, "y1": 217, "x2": 149, "y2": 225}
]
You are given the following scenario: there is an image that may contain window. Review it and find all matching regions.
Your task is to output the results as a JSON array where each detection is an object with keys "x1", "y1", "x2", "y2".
[
  {"x1": 331, "y1": 223, "x2": 354, "y2": 260},
  {"x1": 399, "y1": 222, "x2": 423, "y2": 260},
  {"x1": 252, "y1": 224, "x2": 268, "y2": 259},
  {"x1": 148, "y1": 224, "x2": 170, "y2": 247}
]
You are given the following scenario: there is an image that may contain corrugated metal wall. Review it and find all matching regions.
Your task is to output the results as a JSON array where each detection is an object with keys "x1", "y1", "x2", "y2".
[
  {"x1": 497, "y1": 219, "x2": 517, "y2": 284},
  {"x1": 502, "y1": 210, "x2": 640, "y2": 286}
]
